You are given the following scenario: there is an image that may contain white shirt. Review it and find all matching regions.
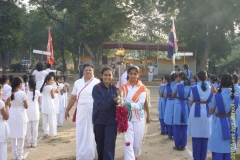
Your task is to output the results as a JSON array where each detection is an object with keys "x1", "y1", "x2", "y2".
[
  {"x1": 121, "y1": 71, "x2": 128, "y2": 85},
  {"x1": 26, "y1": 90, "x2": 41, "y2": 121},
  {"x1": 2, "y1": 84, "x2": 11, "y2": 101},
  {"x1": 46, "y1": 68, "x2": 56, "y2": 73},
  {"x1": 148, "y1": 66, "x2": 154, "y2": 73},
  {"x1": 32, "y1": 70, "x2": 48, "y2": 90}
]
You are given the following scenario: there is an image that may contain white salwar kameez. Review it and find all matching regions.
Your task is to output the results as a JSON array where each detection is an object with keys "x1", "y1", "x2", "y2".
[
  {"x1": 57, "y1": 83, "x2": 65, "y2": 126},
  {"x1": 71, "y1": 77, "x2": 100, "y2": 160},
  {"x1": 26, "y1": 90, "x2": 41, "y2": 146},
  {"x1": 0, "y1": 100, "x2": 10, "y2": 160},
  {"x1": 41, "y1": 85, "x2": 57, "y2": 137},
  {"x1": 8, "y1": 91, "x2": 28, "y2": 159}
]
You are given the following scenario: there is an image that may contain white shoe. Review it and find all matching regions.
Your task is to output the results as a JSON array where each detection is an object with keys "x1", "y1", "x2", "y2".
[
  {"x1": 32, "y1": 143, "x2": 37, "y2": 148},
  {"x1": 27, "y1": 143, "x2": 32, "y2": 148}
]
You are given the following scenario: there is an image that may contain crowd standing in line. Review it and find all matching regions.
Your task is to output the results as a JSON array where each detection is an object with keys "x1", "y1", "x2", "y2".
[{"x1": 1, "y1": 61, "x2": 240, "y2": 160}]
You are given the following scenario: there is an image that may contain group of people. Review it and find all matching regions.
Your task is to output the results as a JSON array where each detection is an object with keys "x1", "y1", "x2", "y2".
[
  {"x1": 158, "y1": 63, "x2": 240, "y2": 160},
  {"x1": 0, "y1": 63, "x2": 70, "y2": 160},
  {"x1": 65, "y1": 63, "x2": 150, "y2": 160}
]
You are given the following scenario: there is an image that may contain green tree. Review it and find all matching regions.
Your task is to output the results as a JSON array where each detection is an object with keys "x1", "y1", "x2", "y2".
[
  {"x1": 0, "y1": 1, "x2": 25, "y2": 74},
  {"x1": 157, "y1": 0, "x2": 240, "y2": 70}
]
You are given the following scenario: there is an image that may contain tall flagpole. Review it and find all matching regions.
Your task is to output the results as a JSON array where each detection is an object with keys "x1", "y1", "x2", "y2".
[{"x1": 172, "y1": 18, "x2": 178, "y2": 70}]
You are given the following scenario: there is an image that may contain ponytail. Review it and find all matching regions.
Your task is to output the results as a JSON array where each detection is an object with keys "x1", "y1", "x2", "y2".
[
  {"x1": 40, "y1": 75, "x2": 53, "y2": 93},
  {"x1": 40, "y1": 80, "x2": 46, "y2": 93},
  {"x1": 201, "y1": 80, "x2": 206, "y2": 91},
  {"x1": 32, "y1": 85, "x2": 36, "y2": 101},
  {"x1": 231, "y1": 85, "x2": 235, "y2": 100},
  {"x1": 11, "y1": 77, "x2": 23, "y2": 100}
]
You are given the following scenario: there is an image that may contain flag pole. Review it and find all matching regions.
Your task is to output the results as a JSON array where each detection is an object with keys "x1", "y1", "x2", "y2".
[{"x1": 172, "y1": 17, "x2": 177, "y2": 69}]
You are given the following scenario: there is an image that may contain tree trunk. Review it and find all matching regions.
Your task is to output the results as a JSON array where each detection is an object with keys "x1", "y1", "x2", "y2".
[
  {"x1": 199, "y1": 45, "x2": 210, "y2": 71},
  {"x1": 92, "y1": 45, "x2": 102, "y2": 78},
  {"x1": 1, "y1": 51, "x2": 6, "y2": 74},
  {"x1": 83, "y1": 42, "x2": 102, "y2": 78},
  {"x1": 60, "y1": 24, "x2": 67, "y2": 73},
  {"x1": 71, "y1": 52, "x2": 78, "y2": 72}
]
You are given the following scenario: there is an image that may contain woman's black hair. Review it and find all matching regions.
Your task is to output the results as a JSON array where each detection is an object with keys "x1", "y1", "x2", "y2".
[
  {"x1": 183, "y1": 64, "x2": 189, "y2": 77},
  {"x1": 0, "y1": 84, "x2": 2, "y2": 89},
  {"x1": 218, "y1": 73, "x2": 235, "y2": 100},
  {"x1": 164, "y1": 75, "x2": 170, "y2": 86},
  {"x1": 23, "y1": 74, "x2": 29, "y2": 83},
  {"x1": 56, "y1": 75, "x2": 60, "y2": 81},
  {"x1": 127, "y1": 66, "x2": 140, "y2": 74},
  {"x1": 83, "y1": 64, "x2": 94, "y2": 70},
  {"x1": 48, "y1": 72, "x2": 59, "y2": 86},
  {"x1": 197, "y1": 70, "x2": 207, "y2": 91},
  {"x1": 168, "y1": 73, "x2": 176, "y2": 86},
  {"x1": 11, "y1": 77, "x2": 23, "y2": 100},
  {"x1": 209, "y1": 74, "x2": 217, "y2": 84},
  {"x1": 36, "y1": 63, "x2": 44, "y2": 71},
  {"x1": 100, "y1": 67, "x2": 113, "y2": 82},
  {"x1": 232, "y1": 74, "x2": 239, "y2": 84},
  {"x1": 29, "y1": 75, "x2": 35, "y2": 80},
  {"x1": 0, "y1": 75, "x2": 8, "y2": 85},
  {"x1": 8, "y1": 75, "x2": 14, "y2": 84},
  {"x1": 23, "y1": 74, "x2": 29, "y2": 89},
  {"x1": 193, "y1": 75, "x2": 198, "y2": 85},
  {"x1": 40, "y1": 74, "x2": 53, "y2": 93},
  {"x1": 62, "y1": 75, "x2": 67, "y2": 82},
  {"x1": 218, "y1": 73, "x2": 223, "y2": 85},
  {"x1": 178, "y1": 72, "x2": 190, "y2": 86},
  {"x1": 28, "y1": 79, "x2": 36, "y2": 101}
]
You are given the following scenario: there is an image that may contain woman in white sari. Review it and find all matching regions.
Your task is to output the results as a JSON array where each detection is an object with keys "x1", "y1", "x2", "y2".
[{"x1": 65, "y1": 64, "x2": 100, "y2": 160}]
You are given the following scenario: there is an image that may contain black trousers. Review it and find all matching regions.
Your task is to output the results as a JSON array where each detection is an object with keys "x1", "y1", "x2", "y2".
[{"x1": 94, "y1": 124, "x2": 117, "y2": 160}]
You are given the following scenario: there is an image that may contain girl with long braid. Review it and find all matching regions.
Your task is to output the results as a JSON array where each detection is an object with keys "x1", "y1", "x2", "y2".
[
  {"x1": 158, "y1": 75, "x2": 169, "y2": 135},
  {"x1": 183, "y1": 64, "x2": 193, "y2": 80},
  {"x1": 172, "y1": 72, "x2": 191, "y2": 151},
  {"x1": 26, "y1": 79, "x2": 41, "y2": 148},
  {"x1": 188, "y1": 70, "x2": 212, "y2": 160},
  {"x1": 209, "y1": 73, "x2": 239, "y2": 160},
  {"x1": 40, "y1": 74, "x2": 57, "y2": 137},
  {"x1": 8, "y1": 77, "x2": 28, "y2": 160},
  {"x1": 164, "y1": 73, "x2": 177, "y2": 139}
]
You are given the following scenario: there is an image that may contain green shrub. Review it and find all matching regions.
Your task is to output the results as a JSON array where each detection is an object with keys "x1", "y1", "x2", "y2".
[{"x1": 10, "y1": 63, "x2": 22, "y2": 72}]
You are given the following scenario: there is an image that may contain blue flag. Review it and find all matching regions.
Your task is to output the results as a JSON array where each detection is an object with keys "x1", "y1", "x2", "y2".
[{"x1": 167, "y1": 32, "x2": 176, "y2": 59}]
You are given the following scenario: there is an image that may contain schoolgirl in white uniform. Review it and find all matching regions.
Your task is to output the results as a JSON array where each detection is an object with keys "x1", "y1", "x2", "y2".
[
  {"x1": 0, "y1": 84, "x2": 10, "y2": 160},
  {"x1": 8, "y1": 77, "x2": 28, "y2": 160},
  {"x1": 63, "y1": 76, "x2": 70, "y2": 111},
  {"x1": 49, "y1": 72, "x2": 60, "y2": 131},
  {"x1": 26, "y1": 79, "x2": 41, "y2": 148},
  {"x1": 0, "y1": 75, "x2": 12, "y2": 103},
  {"x1": 21, "y1": 74, "x2": 29, "y2": 93},
  {"x1": 40, "y1": 74, "x2": 57, "y2": 137},
  {"x1": 57, "y1": 76, "x2": 66, "y2": 126}
]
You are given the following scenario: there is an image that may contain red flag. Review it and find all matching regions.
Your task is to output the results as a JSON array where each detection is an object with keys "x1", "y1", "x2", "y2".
[{"x1": 46, "y1": 28, "x2": 54, "y2": 65}]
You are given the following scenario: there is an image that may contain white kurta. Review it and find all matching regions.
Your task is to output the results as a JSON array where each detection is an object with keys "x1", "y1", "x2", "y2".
[
  {"x1": 26, "y1": 90, "x2": 41, "y2": 121},
  {"x1": 41, "y1": 85, "x2": 55, "y2": 115},
  {"x1": 52, "y1": 82, "x2": 60, "y2": 114},
  {"x1": 0, "y1": 100, "x2": 9, "y2": 160},
  {"x1": 32, "y1": 70, "x2": 48, "y2": 90},
  {"x1": 8, "y1": 91, "x2": 28, "y2": 138},
  {"x1": 71, "y1": 77, "x2": 100, "y2": 160},
  {"x1": 2, "y1": 84, "x2": 11, "y2": 101}
]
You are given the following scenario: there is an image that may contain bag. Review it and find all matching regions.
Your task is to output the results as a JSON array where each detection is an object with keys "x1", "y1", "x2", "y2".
[
  {"x1": 72, "y1": 77, "x2": 94, "y2": 122},
  {"x1": 72, "y1": 108, "x2": 77, "y2": 122}
]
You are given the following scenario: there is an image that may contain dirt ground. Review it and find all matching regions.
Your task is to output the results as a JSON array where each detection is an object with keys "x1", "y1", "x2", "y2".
[{"x1": 5, "y1": 77, "x2": 240, "y2": 160}]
